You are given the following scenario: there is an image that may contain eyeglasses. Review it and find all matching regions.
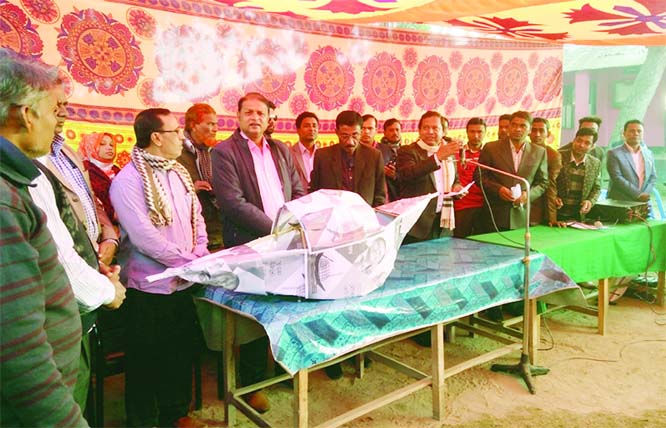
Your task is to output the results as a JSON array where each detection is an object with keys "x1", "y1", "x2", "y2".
[{"x1": 155, "y1": 128, "x2": 182, "y2": 134}]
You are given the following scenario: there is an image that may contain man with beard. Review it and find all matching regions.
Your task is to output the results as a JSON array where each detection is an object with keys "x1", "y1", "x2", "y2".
[{"x1": 178, "y1": 103, "x2": 223, "y2": 250}]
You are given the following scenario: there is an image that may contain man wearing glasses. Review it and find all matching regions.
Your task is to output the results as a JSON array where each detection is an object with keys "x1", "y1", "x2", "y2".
[
  {"x1": 310, "y1": 110, "x2": 386, "y2": 207},
  {"x1": 110, "y1": 108, "x2": 209, "y2": 427}
]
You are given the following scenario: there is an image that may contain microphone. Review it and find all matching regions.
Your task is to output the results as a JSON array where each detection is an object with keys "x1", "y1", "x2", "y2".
[{"x1": 460, "y1": 145, "x2": 466, "y2": 168}]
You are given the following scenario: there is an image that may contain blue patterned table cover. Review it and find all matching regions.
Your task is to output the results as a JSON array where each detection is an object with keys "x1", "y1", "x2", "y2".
[{"x1": 197, "y1": 237, "x2": 581, "y2": 374}]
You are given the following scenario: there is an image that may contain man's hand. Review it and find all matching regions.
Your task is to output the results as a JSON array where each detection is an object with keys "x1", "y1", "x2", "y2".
[
  {"x1": 98, "y1": 240, "x2": 117, "y2": 266},
  {"x1": 637, "y1": 193, "x2": 650, "y2": 202},
  {"x1": 580, "y1": 200, "x2": 592, "y2": 214},
  {"x1": 384, "y1": 163, "x2": 396, "y2": 179},
  {"x1": 194, "y1": 180, "x2": 212, "y2": 192},
  {"x1": 102, "y1": 264, "x2": 125, "y2": 310},
  {"x1": 451, "y1": 183, "x2": 467, "y2": 199},
  {"x1": 436, "y1": 140, "x2": 460, "y2": 161},
  {"x1": 555, "y1": 197, "x2": 563, "y2": 209},
  {"x1": 548, "y1": 220, "x2": 567, "y2": 228},
  {"x1": 499, "y1": 186, "x2": 515, "y2": 202},
  {"x1": 516, "y1": 191, "x2": 527, "y2": 205}
]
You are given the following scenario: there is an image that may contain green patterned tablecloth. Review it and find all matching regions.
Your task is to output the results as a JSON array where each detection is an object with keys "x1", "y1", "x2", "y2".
[
  {"x1": 197, "y1": 238, "x2": 581, "y2": 374},
  {"x1": 470, "y1": 221, "x2": 666, "y2": 283}
]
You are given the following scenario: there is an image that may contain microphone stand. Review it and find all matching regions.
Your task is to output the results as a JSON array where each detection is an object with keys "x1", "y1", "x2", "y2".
[{"x1": 465, "y1": 158, "x2": 549, "y2": 394}]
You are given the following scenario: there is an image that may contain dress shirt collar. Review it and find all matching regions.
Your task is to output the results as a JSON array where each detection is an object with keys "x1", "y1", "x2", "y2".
[
  {"x1": 298, "y1": 140, "x2": 318, "y2": 153},
  {"x1": 51, "y1": 133, "x2": 65, "y2": 156},
  {"x1": 240, "y1": 130, "x2": 268, "y2": 149},
  {"x1": 623, "y1": 142, "x2": 642, "y2": 154},
  {"x1": 569, "y1": 152, "x2": 587, "y2": 166}
]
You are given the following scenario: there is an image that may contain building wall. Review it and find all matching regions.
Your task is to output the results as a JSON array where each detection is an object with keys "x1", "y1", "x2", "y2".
[{"x1": 562, "y1": 68, "x2": 665, "y2": 150}]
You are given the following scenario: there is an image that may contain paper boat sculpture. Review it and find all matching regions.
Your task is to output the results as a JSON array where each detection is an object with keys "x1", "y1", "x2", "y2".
[{"x1": 148, "y1": 189, "x2": 436, "y2": 299}]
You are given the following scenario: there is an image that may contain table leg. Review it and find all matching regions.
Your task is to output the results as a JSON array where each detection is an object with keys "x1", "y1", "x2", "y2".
[
  {"x1": 597, "y1": 278, "x2": 609, "y2": 336},
  {"x1": 527, "y1": 299, "x2": 539, "y2": 365},
  {"x1": 224, "y1": 311, "x2": 236, "y2": 426},
  {"x1": 657, "y1": 271, "x2": 665, "y2": 308},
  {"x1": 445, "y1": 324, "x2": 456, "y2": 344},
  {"x1": 293, "y1": 370, "x2": 308, "y2": 428},
  {"x1": 355, "y1": 354, "x2": 365, "y2": 379},
  {"x1": 431, "y1": 324, "x2": 445, "y2": 420}
]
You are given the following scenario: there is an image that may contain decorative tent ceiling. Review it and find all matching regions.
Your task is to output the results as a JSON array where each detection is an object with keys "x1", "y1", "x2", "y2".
[{"x1": 213, "y1": 0, "x2": 666, "y2": 46}]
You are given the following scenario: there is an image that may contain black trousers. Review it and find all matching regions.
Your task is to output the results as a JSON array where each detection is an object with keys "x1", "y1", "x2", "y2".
[
  {"x1": 453, "y1": 207, "x2": 482, "y2": 238},
  {"x1": 124, "y1": 288, "x2": 199, "y2": 427},
  {"x1": 239, "y1": 336, "x2": 269, "y2": 387}
]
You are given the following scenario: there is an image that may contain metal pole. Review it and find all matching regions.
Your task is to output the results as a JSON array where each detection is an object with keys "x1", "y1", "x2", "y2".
[{"x1": 466, "y1": 159, "x2": 549, "y2": 394}]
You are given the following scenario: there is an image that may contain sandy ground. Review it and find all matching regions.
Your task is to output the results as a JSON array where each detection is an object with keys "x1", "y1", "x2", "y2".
[{"x1": 104, "y1": 294, "x2": 666, "y2": 427}]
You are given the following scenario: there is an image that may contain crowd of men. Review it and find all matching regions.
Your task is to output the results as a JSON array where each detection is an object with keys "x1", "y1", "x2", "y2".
[{"x1": 0, "y1": 49, "x2": 659, "y2": 427}]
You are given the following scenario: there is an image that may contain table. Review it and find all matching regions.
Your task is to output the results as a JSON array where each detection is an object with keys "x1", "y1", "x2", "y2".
[
  {"x1": 195, "y1": 238, "x2": 582, "y2": 427},
  {"x1": 470, "y1": 221, "x2": 666, "y2": 334}
]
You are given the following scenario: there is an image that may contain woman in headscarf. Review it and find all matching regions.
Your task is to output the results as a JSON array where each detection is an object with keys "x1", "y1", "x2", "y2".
[{"x1": 79, "y1": 132, "x2": 121, "y2": 223}]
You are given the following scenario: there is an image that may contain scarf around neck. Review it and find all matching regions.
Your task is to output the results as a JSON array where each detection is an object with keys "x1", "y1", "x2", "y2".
[
  {"x1": 130, "y1": 147, "x2": 198, "y2": 245},
  {"x1": 415, "y1": 139, "x2": 455, "y2": 231}
]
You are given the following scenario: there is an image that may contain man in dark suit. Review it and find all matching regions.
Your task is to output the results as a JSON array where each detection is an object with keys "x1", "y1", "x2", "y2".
[
  {"x1": 211, "y1": 92, "x2": 305, "y2": 413},
  {"x1": 475, "y1": 110, "x2": 548, "y2": 232},
  {"x1": 308, "y1": 110, "x2": 385, "y2": 377},
  {"x1": 211, "y1": 92, "x2": 305, "y2": 248},
  {"x1": 310, "y1": 110, "x2": 386, "y2": 207},
  {"x1": 289, "y1": 111, "x2": 319, "y2": 192},
  {"x1": 396, "y1": 111, "x2": 462, "y2": 243},
  {"x1": 553, "y1": 127, "x2": 601, "y2": 225},
  {"x1": 606, "y1": 119, "x2": 657, "y2": 203}
]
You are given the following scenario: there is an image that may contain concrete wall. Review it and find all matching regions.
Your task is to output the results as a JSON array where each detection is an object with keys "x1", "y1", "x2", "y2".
[{"x1": 562, "y1": 68, "x2": 665, "y2": 150}]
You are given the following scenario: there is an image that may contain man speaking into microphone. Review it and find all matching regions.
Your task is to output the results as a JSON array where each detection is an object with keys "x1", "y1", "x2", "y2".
[
  {"x1": 474, "y1": 111, "x2": 548, "y2": 233},
  {"x1": 454, "y1": 117, "x2": 487, "y2": 238},
  {"x1": 396, "y1": 111, "x2": 464, "y2": 244}
]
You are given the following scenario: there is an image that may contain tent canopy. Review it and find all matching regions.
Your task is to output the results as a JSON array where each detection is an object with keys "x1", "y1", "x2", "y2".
[{"x1": 217, "y1": 0, "x2": 666, "y2": 46}]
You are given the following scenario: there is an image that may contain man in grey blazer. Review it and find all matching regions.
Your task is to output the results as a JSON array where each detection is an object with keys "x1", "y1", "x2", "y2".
[
  {"x1": 309, "y1": 110, "x2": 386, "y2": 207},
  {"x1": 606, "y1": 119, "x2": 657, "y2": 203},
  {"x1": 475, "y1": 110, "x2": 548, "y2": 232},
  {"x1": 211, "y1": 93, "x2": 305, "y2": 412},
  {"x1": 289, "y1": 111, "x2": 319, "y2": 192}
]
